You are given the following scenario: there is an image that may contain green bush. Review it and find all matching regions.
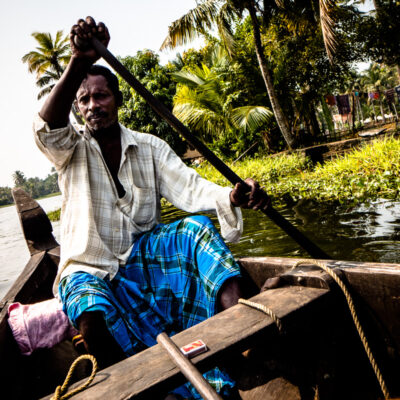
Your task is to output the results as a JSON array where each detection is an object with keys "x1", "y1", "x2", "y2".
[{"x1": 196, "y1": 137, "x2": 400, "y2": 205}]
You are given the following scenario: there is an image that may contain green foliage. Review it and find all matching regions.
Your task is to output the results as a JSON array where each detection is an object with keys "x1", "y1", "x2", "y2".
[
  {"x1": 117, "y1": 51, "x2": 186, "y2": 155},
  {"x1": 194, "y1": 137, "x2": 400, "y2": 205},
  {"x1": 360, "y1": 1, "x2": 400, "y2": 69},
  {"x1": 0, "y1": 187, "x2": 13, "y2": 207},
  {"x1": 47, "y1": 208, "x2": 61, "y2": 222},
  {"x1": 8, "y1": 167, "x2": 59, "y2": 203},
  {"x1": 194, "y1": 152, "x2": 311, "y2": 188},
  {"x1": 172, "y1": 44, "x2": 273, "y2": 157},
  {"x1": 22, "y1": 31, "x2": 70, "y2": 99}
]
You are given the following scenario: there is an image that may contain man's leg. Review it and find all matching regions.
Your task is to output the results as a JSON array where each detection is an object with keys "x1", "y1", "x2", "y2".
[
  {"x1": 217, "y1": 276, "x2": 244, "y2": 311},
  {"x1": 59, "y1": 272, "x2": 146, "y2": 369},
  {"x1": 77, "y1": 311, "x2": 125, "y2": 369},
  {"x1": 123, "y1": 215, "x2": 244, "y2": 398}
]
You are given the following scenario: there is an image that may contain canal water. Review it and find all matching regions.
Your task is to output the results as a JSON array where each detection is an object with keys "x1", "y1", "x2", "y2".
[{"x1": 1, "y1": 196, "x2": 400, "y2": 299}]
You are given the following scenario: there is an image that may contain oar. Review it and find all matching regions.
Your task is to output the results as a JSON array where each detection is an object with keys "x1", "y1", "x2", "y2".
[
  {"x1": 91, "y1": 37, "x2": 331, "y2": 259},
  {"x1": 157, "y1": 333, "x2": 222, "y2": 400}
]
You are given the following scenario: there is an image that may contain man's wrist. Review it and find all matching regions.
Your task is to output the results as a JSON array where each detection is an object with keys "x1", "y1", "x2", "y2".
[{"x1": 69, "y1": 54, "x2": 95, "y2": 72}]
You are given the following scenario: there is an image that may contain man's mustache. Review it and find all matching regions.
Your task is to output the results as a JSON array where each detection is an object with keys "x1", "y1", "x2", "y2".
[{"x1": 88, "y1": 111, "x2": 108, "y2": 121}]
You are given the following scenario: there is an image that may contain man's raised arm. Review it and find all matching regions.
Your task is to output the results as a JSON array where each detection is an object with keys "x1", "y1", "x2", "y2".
[{"x1": 39, "y1": 16, "x2": 110, "y2": 129}]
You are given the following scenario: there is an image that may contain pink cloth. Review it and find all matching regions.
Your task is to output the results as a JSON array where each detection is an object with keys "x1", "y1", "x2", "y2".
[{"x1": 7, "y1": 298, "x2": 79, "y2": 355}]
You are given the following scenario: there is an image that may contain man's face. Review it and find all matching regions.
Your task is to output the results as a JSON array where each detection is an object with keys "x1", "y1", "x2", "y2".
[{"x1": 76, "y1": 74, "x2": 119, "y2": 132}]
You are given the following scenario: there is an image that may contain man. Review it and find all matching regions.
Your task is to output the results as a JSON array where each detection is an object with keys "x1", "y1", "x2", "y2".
[{"x1": 34, "y1": 17, "x2": 270, "y2": 399}]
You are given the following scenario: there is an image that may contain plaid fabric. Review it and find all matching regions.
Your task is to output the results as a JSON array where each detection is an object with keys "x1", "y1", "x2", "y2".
[
  {"x1": 60, "y1": 215, "x2": 240, "y2": 399},
  {"x1": 34, "y1": 114, "x2": 242, "y2": 294}
]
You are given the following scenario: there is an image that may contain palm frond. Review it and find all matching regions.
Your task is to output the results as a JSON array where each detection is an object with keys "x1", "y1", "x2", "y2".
[
  {"x1": 37, "y1": 85, "x2": 54, "y2": 100},
  {"x1": 22, "y1": 30, "x2": 70, "y2": 78},
  {"x1": 31, "y1": 32, "x2": 54, "y2": 50},
  {"x1": 160, "y1": 0, "x2": 220, "y2": 50},
  {"x1": 319, "y1": 0, "x2": 338, "y2": 62},
  {"x1": 171, "y1": 70, "x2": 206, "y2": 87},
  {"x1": 215, "y1": 3, "x2": 237, "y2": 57},
  {"x1": 231, "y1": 106, "x2": 273, "y2": 132},
  {"x1": 173, "y1": 85, "x2": 225, "y2": 137},
  {"x1": 36, "y1": 70, "x2": 59, "y2": 87}
]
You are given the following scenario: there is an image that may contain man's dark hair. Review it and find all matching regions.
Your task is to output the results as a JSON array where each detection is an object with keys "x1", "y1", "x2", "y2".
[{"x1": 87, "y1": 64, "x2": 123, "y2": 105}]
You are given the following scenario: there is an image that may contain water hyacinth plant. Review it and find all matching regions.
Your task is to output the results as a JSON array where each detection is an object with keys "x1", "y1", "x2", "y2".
[{"x1": 195, "y1": 137, "x2": 400, "y2": 205}]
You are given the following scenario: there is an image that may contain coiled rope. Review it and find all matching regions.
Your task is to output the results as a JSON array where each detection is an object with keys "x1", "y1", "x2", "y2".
[
  {"x1": 51, "y1": 354, "x2": 98, "y2": 400},
  {"x1": 238, "y1": 298, "x2": 283, "y2": 333},
  {"x1": 239, "y1": 259, "x2": 390, "y2": 399}
]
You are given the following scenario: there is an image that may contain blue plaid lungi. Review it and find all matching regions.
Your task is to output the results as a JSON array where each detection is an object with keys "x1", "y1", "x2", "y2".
[{"x1": 59, "y1": 215, "x2": 241, "y2": 399}]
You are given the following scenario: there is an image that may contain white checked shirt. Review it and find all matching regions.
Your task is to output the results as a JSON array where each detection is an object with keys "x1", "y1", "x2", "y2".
[{"x1": 33, "y1": 115, "x2": 243, "y2": 294}]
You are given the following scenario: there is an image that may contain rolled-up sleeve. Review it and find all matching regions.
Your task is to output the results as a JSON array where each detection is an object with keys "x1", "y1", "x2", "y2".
[
  {"x1": 158, "y1": 142, "x2": 243, "y2": 243},
  {"x1": 33, "y1": 114, "x2": 80, "y2": 172}
]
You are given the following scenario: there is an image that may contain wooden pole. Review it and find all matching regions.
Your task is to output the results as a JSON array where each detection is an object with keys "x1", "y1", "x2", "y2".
[
  {"x1": 157, "y1": 333, "x2": 223, "y2": 400},
  {"x1": 91, "y1": 37, "x2": 331, "y2": 260}
]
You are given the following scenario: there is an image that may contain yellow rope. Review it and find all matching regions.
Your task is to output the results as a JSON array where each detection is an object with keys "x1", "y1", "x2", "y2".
[
  {"x1": 293, "y1": 259, "x2": 390, "y2": 400},
  {"x1": 51, "y1": 354, "x2": 98, "y2": 400},
  {"x1": 238, "y1": 298, "x2": 283, "y2": 333}
]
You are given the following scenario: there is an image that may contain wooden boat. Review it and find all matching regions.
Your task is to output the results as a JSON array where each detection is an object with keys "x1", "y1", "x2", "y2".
[{"x1": 1, "y1": 188, "x2": 400, "y2": 400}]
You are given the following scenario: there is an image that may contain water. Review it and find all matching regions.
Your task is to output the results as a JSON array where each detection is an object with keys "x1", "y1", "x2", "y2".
[
  {"x1": 162, "y1": 199, "x2": 400, "y2": 263},
  {"x1": 1, "y1": 196, "x2": 400, "y2": 299},
  {"x1": 0, "y1": 196, "x2": 62, "y2": 299}
]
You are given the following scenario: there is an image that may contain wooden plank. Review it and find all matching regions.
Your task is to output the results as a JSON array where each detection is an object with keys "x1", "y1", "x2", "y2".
[
  {"x1": 0, "y1": 251, "x2": 46, "y2": 312},
  {"x1": 239, "y1": 256, "x2": 400, "y2": 285},
  {"x1": 240, "y1": 257, "x2": 400, "y2": 363},
  {"x1": 12, "y1": 188, "x2": 59, "y2": 256},
  {"x1": 42, "y1": 286, "x2": 329, "y2": 400}
]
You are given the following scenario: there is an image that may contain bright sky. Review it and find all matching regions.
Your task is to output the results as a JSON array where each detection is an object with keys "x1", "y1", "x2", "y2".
[{"x1": 0, "y1": 0, "x2": 200, "y2": 187}]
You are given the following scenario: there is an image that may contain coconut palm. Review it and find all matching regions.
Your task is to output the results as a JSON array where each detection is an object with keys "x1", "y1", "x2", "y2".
[
  {"x1": 161, "y1": 0, "x2": 340, "y2": 149},
  {"x1": 22, "y1": 31, "x2": 84, "y2": 123},
  {"x1": 361, "y1": 63, "x2": 397, "y2": 123},
  {"x1": 171, "y1": 49, "x2": 273, "y2": 149},
  {"x1": 161, "y1": 0, "x2": 297, "y2": 149},
  {"x1": 12, "y1": 170, "x2": 26, "y2": 188},
  {"x1": 22, "y1": 31, "x2": 70, "y2": 99}
]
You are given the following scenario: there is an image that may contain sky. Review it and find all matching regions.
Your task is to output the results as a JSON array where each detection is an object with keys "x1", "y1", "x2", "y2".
[
  {"x1": 0, "y1": 0, "x2": 374, "y2": 188},
  {"x1": 0, "y1": 0, "x2": 201, "y2": 187}
]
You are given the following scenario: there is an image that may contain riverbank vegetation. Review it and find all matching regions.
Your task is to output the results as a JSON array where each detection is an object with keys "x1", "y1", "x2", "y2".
[
  {"x1": 195, "y1": 136, "x2": 400, "y2": 205},
  {"x1": 0, "y1": 168, "x2": 59, "y2": 207}
]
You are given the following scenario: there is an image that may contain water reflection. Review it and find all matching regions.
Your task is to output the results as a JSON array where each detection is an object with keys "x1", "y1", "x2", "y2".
[{"x1": 162, "y1": 199, "x2": 400, "y2": 263}]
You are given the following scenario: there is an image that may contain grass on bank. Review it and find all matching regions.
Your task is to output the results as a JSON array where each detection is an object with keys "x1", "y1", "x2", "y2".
[
  {"x1": 195, "y1": 136, "x2": 400, "y2": 205},
  {"x1": 47, "y1": 136, "x2": 400, "y2": 221},
  {"x1": 47, "y1": 208, "x2": 61, "y2": 222}
]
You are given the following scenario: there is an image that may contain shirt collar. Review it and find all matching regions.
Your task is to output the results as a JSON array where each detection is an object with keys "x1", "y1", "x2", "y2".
[
  {"x1": 82, "y1": 123, "x2": 138, "y2": 153},
  {"x1": 119, "y1": 124, "x2": 138, "y2": 154}
]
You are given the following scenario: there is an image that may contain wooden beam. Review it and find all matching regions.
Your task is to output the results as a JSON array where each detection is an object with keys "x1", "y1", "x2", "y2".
[
  {"x1": 239, "y1": 257, "x2": 400, "y2": 363},
  {"x1": 12, "y1": 188, "x2": 59, "y2": 256},
  {"x1": 42, "y1": 286, "x2": 329, "y2": 400}
]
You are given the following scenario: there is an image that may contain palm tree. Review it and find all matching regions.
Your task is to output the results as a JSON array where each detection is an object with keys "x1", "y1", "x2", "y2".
[
  {"x1": 21, "y1": 31, "x2": 83, "y2": 124},
  {"x1": 22, "y1": 31, "x2": 70, "y2": 98},
  {"x1": 361, "y1": 63, "x2": 397, "y2": 124},
  {"x1": 171, "y1": 48, "x2": 273, "y2": 150},
  {"x1": 160, "y1": 1, "x2": 296, "y2": 148},
  {"x1": 12, "y1": 170, "x2": 26, "y2": 188},
  {"x1": 161, "y1": 0, "x2": 340, "y2": 150}
]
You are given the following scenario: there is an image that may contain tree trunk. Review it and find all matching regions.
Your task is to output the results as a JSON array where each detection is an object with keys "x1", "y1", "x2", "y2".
[
  {"x1": 357, "y1": 96, "x2": 364, "y2": 124},
  {"x1": 247, "y1": 2, "x2": 297, "y2": 149},
  {"x1": 309, "y1": 104, "x2": 321, "y2": 139},
  {"x1": 397, "y1": 65, "x2": 400, "y2": 82},
  {"x1": 379, "y1": 97, "x2": 386, "y2": 124}
]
